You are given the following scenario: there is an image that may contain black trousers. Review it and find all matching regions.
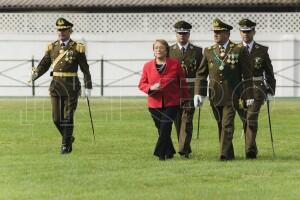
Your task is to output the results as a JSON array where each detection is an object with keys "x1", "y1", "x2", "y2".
[
  {"x1": 51, "y1": 96, "x2": 78, "y2": 146},
  {"x1": 149, "y1": 106, "x2": 179, "y2": 159}
]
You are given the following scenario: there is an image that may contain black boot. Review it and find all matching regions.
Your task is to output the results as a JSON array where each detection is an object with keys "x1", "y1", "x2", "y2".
[
  {"x1": 69, "y1": 136, "x2": 75, "y2": 153},
  {"x1": 60, "y1": 144, "x2": 71, "y2": 154}
]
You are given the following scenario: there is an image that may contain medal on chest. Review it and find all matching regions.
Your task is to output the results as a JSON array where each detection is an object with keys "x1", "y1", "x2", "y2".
[
  {"x1": 226, "y1": 53, "x2": 239, "y2": 67},
  {"x1": 65, "y1": 50, "x2": 74, "y2": 63},
  {"x1": 220, "y1": 52, "x2": 225, "y2": 59},
  {"x1": 254, "y1": 57, "x2": 262, "y2": 69},
  {"x1": 219, "y1": 63, "x2": 224, "y2": 70},
  {"x1": 181, "y1": 60, "x2": 187, "y2": 73}
]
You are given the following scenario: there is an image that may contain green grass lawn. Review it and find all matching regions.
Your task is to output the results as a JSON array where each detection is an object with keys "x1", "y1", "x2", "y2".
[{"x1": 0, "y1": 97, "x2": 299, "y2": 200}]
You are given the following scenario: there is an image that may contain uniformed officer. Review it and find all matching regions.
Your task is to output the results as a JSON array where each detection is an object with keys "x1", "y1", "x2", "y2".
[
  {"x1": 169, "y1": 20, "x2": 203, "y2": 158},
  {"x1": 31, "y1": 18, "x2": 92, "y2": 154},
  {"x1": 237, "y1": 18, "x2": 276, "y2": 159},
  {"x1": 194, "y1": 18, "x2": 254, "y2": 161}
]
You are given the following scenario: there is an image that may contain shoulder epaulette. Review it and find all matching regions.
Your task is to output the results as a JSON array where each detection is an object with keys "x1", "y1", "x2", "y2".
[
  {"x1": 208, "y1": 44, "x2": 216, "y2": 50},
  {"x1": 254, "y1": 43, "x2": 268, "y2": 51},
  {"x1": 75, "y1": 42, "x2": 86, "y2": 53},
  {"x1": 229, "y1": 42, "x2": 237, "y2": 48},
  {"x1": 46, "y1": 43, "x2": 53, "y2": 52},
  {"x1": 170, "y1": 44, "x2": 177, "y2": 49},
  {"x1": 190, "y1": 43, "x2": 201, "y2": 49}
]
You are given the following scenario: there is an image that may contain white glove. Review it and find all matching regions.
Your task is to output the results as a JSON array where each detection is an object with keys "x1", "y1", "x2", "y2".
[
  {"x1": 194, "y1": 95, "x2": 203, "y2": 107},
  {"x1": 31, "y1": 69, "x2": 38, "y2": 81},
  {"x1": 150, "y1": 82, "x2": 160, "y2": 91},
  {"x1": 85, "y1": 89, "x2": 92, "y2": 97},
  {"x1": 266, "y1": 94, "x2": 273, "y2": 101},
  {"x1": 246, "y1": 99, "x2": 254, "y2": 106}
]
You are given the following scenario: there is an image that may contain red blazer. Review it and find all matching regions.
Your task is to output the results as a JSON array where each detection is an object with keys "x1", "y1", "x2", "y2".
[{"x1": 139, "y1": 58, "x2": 189, "y2": 108}]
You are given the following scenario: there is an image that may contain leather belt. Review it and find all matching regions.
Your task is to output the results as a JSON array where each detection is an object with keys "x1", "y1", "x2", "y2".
[
  {"x1": 186, "y1": 78, "x2": 195, "y2": 83},
  {"x1": 53, "y1": 72, "x2": 78, "y2": 77},
  {"x1": 252, "y1": 76, "x2": 263, "y2": 81}
]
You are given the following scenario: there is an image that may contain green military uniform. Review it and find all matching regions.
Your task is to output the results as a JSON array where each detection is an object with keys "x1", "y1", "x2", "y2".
[
  {"x1": 33, "y1": 18, "x2": 92, "y2": 154},
  {"x1": 169, "y1": 21, "x2": 203, "y2": 156},
  {"x1": 194, "y1": 18, "x2": 253, "y2": 160},
  {"x1": 236, "y1": 19, "x2": 276, "y2": 159}
]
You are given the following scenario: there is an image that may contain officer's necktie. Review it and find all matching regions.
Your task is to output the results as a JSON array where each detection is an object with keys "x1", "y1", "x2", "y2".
[
  {"x1": 246, "y1": 44, "x2": 251, "y2": 54},
  {"x1": 181, "y1": 47, "x2": 185, "y2": 56},
  {"x1": 61, "y1": 42, "x2": 66, "y2": 48}
]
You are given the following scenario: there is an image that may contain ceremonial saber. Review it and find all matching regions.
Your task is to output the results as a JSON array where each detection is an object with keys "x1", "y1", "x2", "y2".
[
  {"x1": 196, "y1": 107, "x2": 201, "y2": 139},
  {"x1": 267, "y1": 100, "x2": 275, "y2": 157},
  {"x1": 86, "y1": 96, "x2": 96, "y2": 143}
]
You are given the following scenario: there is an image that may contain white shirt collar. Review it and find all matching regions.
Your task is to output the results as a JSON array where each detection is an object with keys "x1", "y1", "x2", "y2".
[
  {"x1": 60, "y1": 39, "x2": 70, "y2": 46},
  {"x1": 177, "y1": 42, "x2": 189, "y2": 50},
  {"x1": 243, "y1": 40, "x2": 255, "y2": 52},
  {"x1": 219, "y1": 40, "x2": 229, "y2": 49}
]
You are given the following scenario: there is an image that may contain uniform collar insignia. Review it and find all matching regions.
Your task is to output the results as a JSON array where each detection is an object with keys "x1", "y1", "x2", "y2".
[{"x1": 255, "y1": 44, "x2": 259, "y2": 49}]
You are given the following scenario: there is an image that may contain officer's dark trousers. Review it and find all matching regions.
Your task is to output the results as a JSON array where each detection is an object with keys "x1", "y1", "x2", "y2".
[
  {"x1": 174, "y1": 86, "x2": 196, "y2": 156},
  {"x1": 174, "y1": 101, "x2": 195, "y2": 155},
  {"x1": 51, "y1": 96, "x2": 78, "y2": 146},
  {"x1": 237, "y1": 101, "x2": 263, "y2": 156},
  {"x1": 211, "y1": 103, "x2": 236, "y2": 160},
  {"x1": 149, "y1": 106, "x2": 179, "y2": 159}
]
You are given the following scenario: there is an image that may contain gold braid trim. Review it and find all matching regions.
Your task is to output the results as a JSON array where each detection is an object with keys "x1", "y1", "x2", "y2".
[
  {"x1": 46, "y1": 43, "x2": 53, "y2": 52},
  {"x1": 75, "y1": 43, "x2": 86, "y2": 53}
]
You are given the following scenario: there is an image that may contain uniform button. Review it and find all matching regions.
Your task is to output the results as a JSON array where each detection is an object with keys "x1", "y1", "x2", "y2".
[
  {"x1": 219, "y1": 81, "x2": 223, "y2": 84},
  {"x1": 60, "y1": 69, "x2": 62, "y2": 71},
  {"x1": 220, "y1": 74, "x2": 223, "y2": 76},
  {"x1": 60, "y1": 62, "x2": 63, "y2": 64}
]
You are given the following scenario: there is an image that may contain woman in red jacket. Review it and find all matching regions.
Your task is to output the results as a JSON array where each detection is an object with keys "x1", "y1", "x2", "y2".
[{"x1": 139, "y1": 39, "x2": 189, "y2": 160}]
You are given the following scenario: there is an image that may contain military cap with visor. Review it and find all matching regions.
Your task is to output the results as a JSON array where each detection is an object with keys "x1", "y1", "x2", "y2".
[
  {"x1": 174, "y1": 20, "x2": 192, "y2": 33},
  {"x1": 56, "y1": 18, "x2": 73, "y2": 31},
  {"x1": 239, "y1": 18, "x2": 256, "y2": 31},
  {"x1": 212, "y1": 18, "x2": 233, "y2": 31}
]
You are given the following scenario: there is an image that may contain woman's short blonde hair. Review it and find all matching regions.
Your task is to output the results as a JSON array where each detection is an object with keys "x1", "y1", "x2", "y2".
[{"x1": 153, "y1": 39, "x2": 170, "y2": 57}]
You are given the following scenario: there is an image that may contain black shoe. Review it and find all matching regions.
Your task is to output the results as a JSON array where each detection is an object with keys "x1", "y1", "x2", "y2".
[
  {"x1": 166, "y1": 154, "x2": 174, "y2": 160},
  {"x1": 180, "y1": 154, "x2": 190, "y2": 159},
  {"x1": 219, "y1": 155, "x2": 234, "y2": 161},
  {"x1": 69, "y1": 144, "x2": 73, "y2": 153},
  {"x1": 179, "y1": 151, "x2": 190, "y2": 158},
  {"x1": 69, "y1": 136, "x2": 75, "y2": 153},
  {"x1": 219, "y1": 155, "x2": 227, "y2": 161},
  {"x1": 60, "y1": 145, "x2": 71, "y2": 154},
  {"x1": 246, "y1": 151, "x2": 257, "y2": 159},
  {"x1": 159, "y1": 155, "x2": 165, "y2": 161}
]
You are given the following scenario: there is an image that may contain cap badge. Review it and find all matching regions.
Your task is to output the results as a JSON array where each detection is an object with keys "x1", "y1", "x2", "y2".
[
  {"x1": 57, "y1": 20, "x2": 64, "y2": 26},
  {"x1": 213, "y1": 21, "x2": 219, "y2": 27}
]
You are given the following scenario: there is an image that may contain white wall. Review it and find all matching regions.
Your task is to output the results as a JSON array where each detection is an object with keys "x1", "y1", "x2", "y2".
[{"x1": 0, "y1": 31, "x2": 299, "y2": 97}]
